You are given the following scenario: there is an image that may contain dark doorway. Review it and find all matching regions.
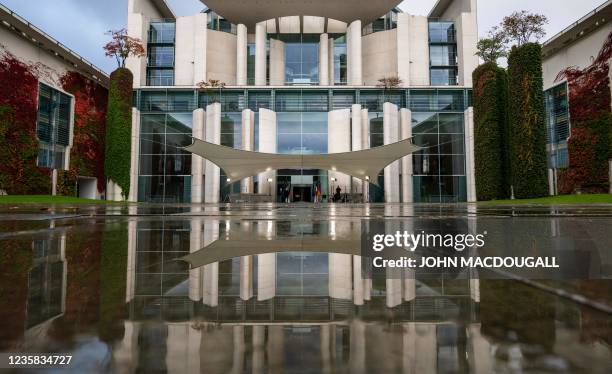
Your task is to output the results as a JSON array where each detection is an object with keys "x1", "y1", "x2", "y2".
[{"x1": 292, "y1": 186, "x2": 312, "y2": 202}]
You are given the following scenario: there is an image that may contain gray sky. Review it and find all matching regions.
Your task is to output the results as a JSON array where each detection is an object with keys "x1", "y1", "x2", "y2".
[{"x1": 0, "y1": 0, "x2": 606, "y2": 74}]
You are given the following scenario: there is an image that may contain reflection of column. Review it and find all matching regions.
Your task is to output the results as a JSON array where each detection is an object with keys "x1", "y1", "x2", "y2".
[
  {"x1": 267, "y1": 326, "x2": 284, "y2": 370},
  {"x1": 328, "y1": 109, "x2": 352, "y2": 195},
  {"x1": 468, "y1": 324, "x2": 493, "y2": 374},
  {"x1": 321, "y1": 324, "x2": 332, "y2": 374},
  {"x1": 192, "y1": 108, "x2": 206, "y2": 203},
  {"x1": 188, "y1": 324, "x2": 202, "y2": 374},
  {"x1": 255, "y1": 22, "x2": 267, "y2": 86},
  {"x1": 252, "y1": 326, "x2": 265, "y2": 374},
  {"x1": 257, "y1": 219, "x2": 276, "y2": 300},
  {"x1": 230, "y1": 326, "x2": 245, "y2": 374},
  {"x1": 236, "y1": 24, "x2": 248, "y2": 86},
  {"x1": 464, "y1": 107, "x2": 476, "y2": 202},
  {"x1": 241, "y1": 109, "x2": 255, "y2": 193},
  {"x1": 402, "y1": 323, "x2": 416, "y2": 373},
  {"x1": 400, "y1": 108, "x2": 413, "y2": 203},
  {"x1": 202, "y1": 220, "x2": 219, "y2": 307},
  {"x1": 240, "y1": 255, "x2": 253, "y2": 300},
  {"x1": 353, "y1": 255, "x2": 364, "y2": 305},
  {"x1": 205, "y1": 103, "x2": 221, "y2": 203},
  {"x1": 258, "y1": 108, "x2": 277, "y2": 198},
  {"x1": 126, "y1": 208, "x2": 138, "y2": 302},
  {"x1": 166, "y1": 324, "x2": 192, "y2": 372},
  {"x1": 347, "y1": 20, "x2": 363, "y2": 85},
  {"x1": 361, "y1": 108, "x2": 370, "y2": 201},
  {"x1": 414, "y1": 324, "x2": 437, "y2": 372},
  {"x1": 113, "y1": 321, "x2": 139, "y2": 372},
  {"x1": 329, "y1": 220, "x2": 352, "y2": 300},
  {"x1": 319, "y1": 33, "x2": 329, "y2": 86},
  {"x1": 189, "y1": 208, "x2": 202, "y2": 301},
  {"x1": 128, "y1": 108, "x2": 141, "y2": 202},
  {"x1": 270, "y1": 39, "x2": 286, "y2": 85},
  {"x1": 349, "y1": 320, "x2": 366, "y2": 374},
  {"x1": 351, "y1": 104, "x2": 363, "y2": 194},
  {"x1": 384, "y1": 102, "x2": 400, "y2": 203}
]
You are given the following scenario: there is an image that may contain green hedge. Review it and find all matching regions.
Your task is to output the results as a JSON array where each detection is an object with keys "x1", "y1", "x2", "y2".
[
  {"x1": 104, "y1": 68, "x2": 133, "y2": 199},
  {"x1": 507, "y1": 43, "x2": 549, "y2": 199},
  {"x1": 473, "y1": 62, "x2": 509, "y2": 200}
]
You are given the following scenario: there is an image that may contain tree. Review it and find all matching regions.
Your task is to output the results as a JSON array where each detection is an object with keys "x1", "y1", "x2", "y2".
[
  {"x1": 103, "y1": 29, "x2": 145, "y2": 68},
  {"x1": 476, "y1": 28, "x2": 507, "y2": 63},
  {"x1": 197, "y1": 79, "x2": 226, "y2": 104},
  {"x1": 376, "y1": 76, "x2": 403, "y2": 89},
  {"x1": 500, "y1": 11, "x2": 548, "y2": 46}
]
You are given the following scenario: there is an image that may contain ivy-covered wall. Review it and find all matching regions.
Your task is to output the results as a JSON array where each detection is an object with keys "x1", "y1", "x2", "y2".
[
  {"x1": 60, "y1": 71, "x2": 108, "y2": 193},
  {"x1": 507, "y1": 43, "x2": 549, "y2": 199},
  {"x1": 473, "y1": 62, "x2": 510, "y2": 200},
  {"x1": 557, "y1": 32, "x2": 612, "y2": 194},
  {"x1": 105, "y1": 68, "x2": 133, "y2": 199},
  {"x1": 0, "y1": 49, "x2": 51, "y2": 194}
]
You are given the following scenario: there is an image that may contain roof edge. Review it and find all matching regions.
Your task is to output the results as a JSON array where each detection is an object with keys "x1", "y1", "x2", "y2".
[{"x1": 152, "y1": 0, "x2": 176, "y2": 19}]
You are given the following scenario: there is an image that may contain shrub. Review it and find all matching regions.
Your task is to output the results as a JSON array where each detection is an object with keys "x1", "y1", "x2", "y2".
[
  {"x1": 104, "y1": 68, "x2": 133, "y2": 199},
  {"x1": 473, "y1": 62, "x2": 509, "y2": 200},
  {"x1": 507, "y1": 43, "x2": 549, "y2": 198}
]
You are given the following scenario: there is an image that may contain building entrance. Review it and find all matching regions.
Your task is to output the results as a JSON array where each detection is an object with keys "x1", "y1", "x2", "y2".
[{"x1": 292, "y1": 186, "x2": 312, "y2": 202}]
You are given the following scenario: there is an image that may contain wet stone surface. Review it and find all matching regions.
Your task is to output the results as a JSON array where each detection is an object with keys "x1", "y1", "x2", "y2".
[{"x1": 0, "y1": 203, "x2": 610, "y2": 373}]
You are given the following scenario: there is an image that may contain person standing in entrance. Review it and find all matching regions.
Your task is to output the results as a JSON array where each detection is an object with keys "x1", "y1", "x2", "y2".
[{"x1": 334, "y1": 186, "x2": 341, "y2": 202}]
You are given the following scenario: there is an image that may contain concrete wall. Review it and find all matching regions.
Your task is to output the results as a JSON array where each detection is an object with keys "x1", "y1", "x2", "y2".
[
  {"x1": 362, "y1": 29, "x2": 398, "y2": 85},
  {"x1": 126, "y1": 12, "x2": 149, "y2": 87},
  {"x1": 127, "y1": 0, "x2": 165, "y2": 19},
  {"x1": 206, "y1": 30, "x2": 237, "y2": 85},
  {"x1": 543, "y1": 26, "x2": 611, "y2": 89},
  {"x1": 258, "y1": 109, "x2": 277, "y2": 197},
  {"x1": 396, "y1": 13, "x2": 411, "y2": 87},
  {"x1": 407, "y1": 15, "x2": 430, "y2": 86},
  {"x1": 328, "y1": 109, "x2": 352, "y2": 193},
  {"x1": 175, "y1": 13, "x2": 208, "y2": 86}
]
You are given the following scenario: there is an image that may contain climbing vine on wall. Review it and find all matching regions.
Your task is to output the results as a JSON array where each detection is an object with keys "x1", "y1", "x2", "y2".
[
  {"x1": 60, "y1": 71, "x2": 108, "y2": 192},
  {"x1": 0, "y1": 47, "x2": 51, "y2": 194},
  {"x1": 556, "y1": 31, "x2": 612, "y2": 194}
]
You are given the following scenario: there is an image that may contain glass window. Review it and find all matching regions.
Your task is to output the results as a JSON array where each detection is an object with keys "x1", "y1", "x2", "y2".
[
  {"x1": 431, "y1": 68, "x2": 457, "y2": 86},
  {"x1": 280, "y1": 34, "x2": 320, "y2": 85},
  {"x1": 333, "y1": 36, "x2": 347, "y2": 85},
  {"x1": 428, "y1": 22, "x2": 456, "y2": 43},
  {"x1": 430, "y1": 45, "x2": 457, "y2": 66},
  {"x1": 166, "y1": 113, "x2": 192, "y2": 133},
  {"x1": 412, "y1": 113, "x2": 438, "y2": 134},
  {"x1": 149, "y1": 22, "x2": 175, "y2": 43},
  {"x1": 148, "y1": 46, "x2": 174, "y2": 67},
  {"x1": 438, "y1": 113, "x2": 463, "y2": 133},
  {"x1": 147, "y1": 69, "x2": 174, "y2": 86},
  {"x1": 36, "y1": 83, "x2": 71, "y2": 169}
]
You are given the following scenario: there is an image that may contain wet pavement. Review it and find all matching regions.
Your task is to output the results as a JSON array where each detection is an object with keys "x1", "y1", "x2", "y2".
[{"x1": 0, "y1": 203, "x2": 610, "y2": 373}]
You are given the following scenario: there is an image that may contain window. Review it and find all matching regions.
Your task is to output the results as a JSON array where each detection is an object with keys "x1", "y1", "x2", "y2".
[
  {"x1": 429, "y1": 21, "x2": 458, "y2": 86},
  {"x1": 37, "y1": 83, "x2": 71, "y2": 169},
  {"x1": 333, "y1": 35, "x2": 347, "y2": 85},
  {"x1": 147, "y1": 21, "x2": 175, "y2": 86},
  {"x1": 148, "y1": 46, "x2": 174, "y2": 67},
  {"x1": 278, "y1": 34, "x2": 320, "y2": 85},
  {"x1": 147, "y1": 69, "x2": 174, "y2": 86}
]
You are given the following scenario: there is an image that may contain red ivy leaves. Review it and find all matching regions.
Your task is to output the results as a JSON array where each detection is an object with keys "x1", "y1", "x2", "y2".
[{"x1": 103, "y1": 29, "x2": 146, "y2": 68}]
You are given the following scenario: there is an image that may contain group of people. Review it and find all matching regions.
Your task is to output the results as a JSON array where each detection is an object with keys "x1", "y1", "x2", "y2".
[{"x1": 278, "y1": 181, "x2": 347, "y2": 203}]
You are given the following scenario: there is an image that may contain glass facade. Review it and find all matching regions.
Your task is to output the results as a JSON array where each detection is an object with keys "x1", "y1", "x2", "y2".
[
  {"x1": 147, "y1": 21, "x2": 175, "y2": 86},
  {"x1": 362, "y1": 10, "x2": 399, "y2": 36},
  {"x1": 134, "y1": 88, "x2": 471, "y2": 203},
  {"x1": 332, "y1": 35, "x2": 347, "y2": 85},
  {"x1": 274, "y1": 34, "x2": 320, "y2": 85},
  {"x1": 428, "y1": 21, "x2": 458, "y2": 86},
  {"x1": 37, "y1": 83, "x2": 71, "y2": 169},
  {"x1": 545, "y1": 82, "x2": 570, "y2": 168}
]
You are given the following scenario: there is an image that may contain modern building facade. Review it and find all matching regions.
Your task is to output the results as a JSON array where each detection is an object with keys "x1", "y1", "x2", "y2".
[
  {"x1": 0, "y1": 4, "x2": 109, "y2": 198},
  {"x1": 542, "y1": 0, "x2": 612, "y2": 194},
  {"x1": 126, "y1": 0, "x2": 478, "y2": 203}
]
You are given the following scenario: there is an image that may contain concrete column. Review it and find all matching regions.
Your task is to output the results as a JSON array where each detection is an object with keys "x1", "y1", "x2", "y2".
[
  {"x1": 236, "y1": 24, "x2": 248, "y2": 86},
  {"x1": 408, "y1": 15, "x2": 430, "y2": 86},
  {"x1": 241, "y1": 109, "x2": 255, "y2": 193},
  {"x1": 464, "y1": 107, "x2": 476, "y2": 202},
  {"x1": 204, "y1": 103, "x2": 221, "y2": 203},
  {"x1": 175, "y1": 16, "x2": 196, "y2": 85},
  {"x1": 396, "y1": 14, "x2": 410, "y2": 86},
  {"x1": 126, "y1": 12, "x2": 149, "y2": 87},
  {"x1": 126, "y1": 208, "x2": 138, "y2": 303},
  {"x1": 328, "y1": 109, "x2": 352, "y2": 197},
  {"x1": 384, "y1": 102, "x2": 400, "y2": 203},
  {"x1": 255, "y1": 22, "x2": 267, "y2": 86},
  {"x1": 258, "y1": 108, "x2": 277, "y2": 198},
  {"x1": 202, "y1": 220, "x2": 219, "y2": 306},
  {"x1": 347, "y1": 20, "x2": 363, "y2": 85},
  {"x1": 361, "y1": 108, "x2": 370, "y2": 201},
  {"x1": 194, "y1": 13, "x2": 208, "y2": 83},
  {"x1": 192, "y1": 108, "x2": 206, "y2": 204},
  {"x1": 189, "y1": 213, "x2": 202, "y2": 301},
  {"x1": 128, "y1": 108, "x2": 141, "y2": 202},
  {"x1": 328, "y1": 38, "x2": 335, "y2": 85},
  {"x1": 455, "y1": 12, "x2": 479, "y2": 87},
  {"x1": 400, "y1": 108, "x2": 413, "y2": 203},
  {"x1": 319, "y1": 33, "x2": 330, "y2": 86},
  {"x1": 351, "y1": 105, "x2": 363, "y2": 195},
  {"x1": 269, "y1": 38, "x2": 286, "y2": 86},
  {"x1": 51, "y1": 169, "x2": 58, "y2": 196}
]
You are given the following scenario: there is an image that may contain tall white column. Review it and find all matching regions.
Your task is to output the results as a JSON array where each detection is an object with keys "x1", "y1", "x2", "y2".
[
  {"x1": 189, "y1": 212, "x2": 202, "y2": 301},
  {"x1": 236, "y1": 24, "x2": 248, "y2": 86},
  {"x1": 204, "y1": 103, "x2": 221, "y2": 203},
  {"x1": 192, "y1": 108, "x2": 206, "y2": 204},
  {"x1": 240, "y1": 255, "x2": 253, "y2": 300},
  {"x1": 464, "y1": 107, "x2": 476, "y2": 202},
  {"x1": 202, "y1": 220, "x2": 219, "y2": 307},
  {"x1": 252, "y1": 326, "x2": 265, "y2": 374},
  {"x1": 456, "y1": 12, "x2": 479, "y2": 87},
  {"x1": 383, "y1": 103, "x2": 400, "y2": 203},
  {"x1": 125, "y1": 207, "x2": 138, "y2": 303},
  {"x1": 351, "y1": 104, "x2": 363, "y2": 195},
  {"x1": 400, "y1": 108, "x2": 413, "y2": 203},
  {"x1": 255, "y1": 22, "x2": 267, "y2": 86},
  {"x1": 257, "y1": 220, "x2": 276, "y2": 301},
  {"x1": 128, "y1": 108, "x2": 140, "y2": 202},
  {"x1": 349, "y1": 320, "x2": 366, "y2": 374},
  {"x1": 258, "y1": 108, "x2": 277, "y2": 198},
  {"x1": 319, "y1": 33, "x2": 329, "y2": 86},
  {"x1": 396, "y1": 14, "x2": 411, "y2": 86},
  {"x1": 347, "y1": 20, "x2": 363, "y2": 86},
  {"x1": 241, "y1": 109, "x2": 255, "y2": 193},
  {"x1": 269, "y1": 38, "x2": 286, "y2": 85},
  {"x1": 361, "y1": 108, "x2": 370, "y2": 201},
  {"x1": 328, "y1": 109, "x2": 352, "y2": 197},
  {"x1": 328, "y1": 38, "x2": 335, "y2": 85}
]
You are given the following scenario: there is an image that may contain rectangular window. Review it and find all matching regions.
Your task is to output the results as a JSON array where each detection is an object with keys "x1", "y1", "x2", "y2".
[
  {"x1": 37, "y1": 83, "x2": 71, "y2": 169},
  {"x1": 429, "y1": 21, "x2": 458, "y2": 86},
  {"x1": 147, "y1": 21, "x2": 175, "y2": 86}
]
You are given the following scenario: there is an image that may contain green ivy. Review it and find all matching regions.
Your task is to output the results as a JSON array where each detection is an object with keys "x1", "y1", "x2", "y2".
[
  {"x1": 473, "y1": 62, "x2": 510, "y2": 200},
  {"x1": 507, "y1": 43, "x2": 549, "y2": 199},
  {"x1": 104, "y1": 68, "x2": 133, "y2": 200}
]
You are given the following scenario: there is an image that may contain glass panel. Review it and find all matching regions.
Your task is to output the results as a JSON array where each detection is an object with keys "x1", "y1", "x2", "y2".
[
  {"x1": 148, "y1": 46, "x2": 174, "y2": 67},
  {"x1": 412, "y1": 113, "x2": 438, "y2": 134},
  {"x1": 301, "y1": 133, "x2": 327, "y2": 154},
  {"x1": 166, "y1": 113, "x2": 192, "y2": 133},
  {"x1": 438, "y1": 113, "x2": 463, "y2": 133},
  {"x1": 428, "y1": 22, "x2": 456, "y2": 43},
  {"x1": 141, "y1": 114, "x2": 166, "y2": 133},
  {"x1": 149, "y1": 22, "x2": 175, "y2": 43}
]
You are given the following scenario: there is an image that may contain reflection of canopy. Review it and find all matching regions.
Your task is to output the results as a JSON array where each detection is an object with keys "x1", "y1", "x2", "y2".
[{"x1": 184, "y1": 138, "x2": 420, "y2": 186}]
